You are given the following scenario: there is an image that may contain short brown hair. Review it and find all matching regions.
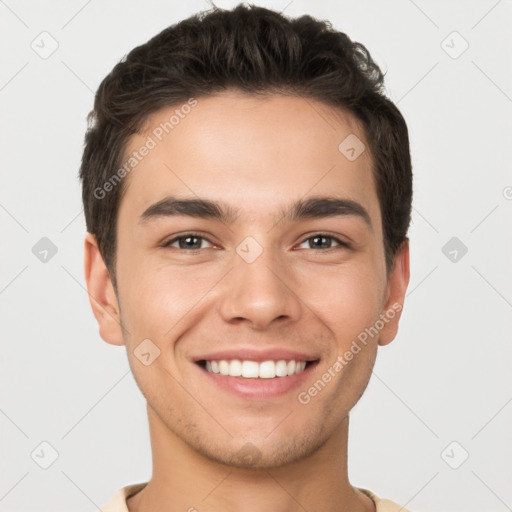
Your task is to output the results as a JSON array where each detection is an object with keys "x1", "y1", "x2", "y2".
[{"x1": 79, "y1": 3, "x2": 412, "y2": 289}]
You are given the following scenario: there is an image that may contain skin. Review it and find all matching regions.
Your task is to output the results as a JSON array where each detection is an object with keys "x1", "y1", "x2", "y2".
[{"x1": 84, "y1": 91, "x2": 410, "y2": 512}]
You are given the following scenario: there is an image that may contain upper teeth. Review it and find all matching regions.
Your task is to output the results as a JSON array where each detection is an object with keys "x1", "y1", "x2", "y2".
[{"x1": 205, "y1": 359, "x2": 307, "y2": 379}]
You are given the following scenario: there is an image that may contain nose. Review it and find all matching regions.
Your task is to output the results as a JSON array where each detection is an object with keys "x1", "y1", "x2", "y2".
[{"x1": 217, "y1": 246, "x2": 302, "y2": 330}]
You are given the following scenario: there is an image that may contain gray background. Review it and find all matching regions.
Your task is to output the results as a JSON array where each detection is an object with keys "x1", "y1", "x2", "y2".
[{"x1": 1, "y1": 0, "x2": 511, "y2": 511}]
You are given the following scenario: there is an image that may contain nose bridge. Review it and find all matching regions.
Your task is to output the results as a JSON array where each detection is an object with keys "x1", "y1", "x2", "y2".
[{"x1": 217, "y1": 238, "x2": 302, "y2": 329}]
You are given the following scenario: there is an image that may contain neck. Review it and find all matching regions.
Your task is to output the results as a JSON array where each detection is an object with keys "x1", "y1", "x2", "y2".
[{"x1": 127, "y1": 404, "x2": 374, "y2": 512}]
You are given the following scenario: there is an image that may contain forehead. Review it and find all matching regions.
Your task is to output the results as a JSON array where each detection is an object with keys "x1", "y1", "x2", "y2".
[{"x1": 118, "y1": 92, "x2": 379, "y2": 227}]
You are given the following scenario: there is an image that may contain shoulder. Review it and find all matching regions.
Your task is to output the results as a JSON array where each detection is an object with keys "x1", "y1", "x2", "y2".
[
  {"x1": 358, "y1": 488, "x2": 415, "y2": 512},
  {"x1": 93, "y1": 483, "x2": 148, "y2": 512}
]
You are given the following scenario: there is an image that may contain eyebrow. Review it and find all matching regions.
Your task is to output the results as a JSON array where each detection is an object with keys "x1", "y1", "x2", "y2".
[{"x1": 139, "y1": 195, "x2": 372, "y2": 230}]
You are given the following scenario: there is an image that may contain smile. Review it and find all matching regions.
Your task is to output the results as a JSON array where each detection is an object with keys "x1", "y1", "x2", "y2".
[{"x1": 201, "y1": 359, "x2": 309, "y2": 379}]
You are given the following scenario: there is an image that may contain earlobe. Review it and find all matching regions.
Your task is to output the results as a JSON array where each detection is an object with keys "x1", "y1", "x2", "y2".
[
  {"x1": 83, "y1": 232, "x2": 125, "y2": 346},
  {"x1": 378, "y1": 240, "x2": 410, "y2": 346}
]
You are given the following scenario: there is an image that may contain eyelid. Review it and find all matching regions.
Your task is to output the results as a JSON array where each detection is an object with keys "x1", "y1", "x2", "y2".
[
  {"x1": 162, "y1": 231, "x2": 217, "y2": 249},
  {"x1": 161, "y1": 231, "x2": 351, "y2": 251},
  {"x1": 296, "y1": 232, "x2": 351, "y2": 250}
]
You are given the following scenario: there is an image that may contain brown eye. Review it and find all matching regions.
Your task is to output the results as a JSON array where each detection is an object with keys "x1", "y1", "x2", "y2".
[
  {"x1": 163, "y1": 234, "x2": 214, "y2": 250},
  {"x1": 298, "y1": 234, "x2": 349, "y2": 250}
]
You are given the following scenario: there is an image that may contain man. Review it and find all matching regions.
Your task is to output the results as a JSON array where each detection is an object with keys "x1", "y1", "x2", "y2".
[{"x1": 81, "y1": 4, "x2": 412, "y2": 511}]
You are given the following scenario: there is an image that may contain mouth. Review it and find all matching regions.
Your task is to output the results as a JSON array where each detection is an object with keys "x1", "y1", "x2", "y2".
[
  {"x1": 197, "y1": 358, "x2": 317, "y2": 379},
  {"x1": 194, "y1": 356, "x2": 320, "y2": 399}
]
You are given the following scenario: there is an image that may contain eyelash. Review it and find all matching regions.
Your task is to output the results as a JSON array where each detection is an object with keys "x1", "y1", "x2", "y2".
[{"x1": 162, "y1": 232, "x2": 350, "y2": 252}]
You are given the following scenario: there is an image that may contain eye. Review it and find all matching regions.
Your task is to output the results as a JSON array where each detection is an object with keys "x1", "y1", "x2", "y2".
[
  {"x1": 162, "y1": 233, "x2": 215, "y2": 250},
  {"x1": 297, "y1": 233, "x2": 349, "y2": 251}
]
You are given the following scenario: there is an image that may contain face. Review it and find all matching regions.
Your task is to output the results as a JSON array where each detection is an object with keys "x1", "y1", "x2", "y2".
[{"x1": 85, "y1": 91, "x2": 409, "y2": 469}]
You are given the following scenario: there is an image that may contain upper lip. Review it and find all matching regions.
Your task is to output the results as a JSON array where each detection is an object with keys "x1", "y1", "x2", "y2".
[{"x1": 193, "y1": 347, "x2": 320, "y2": 363}]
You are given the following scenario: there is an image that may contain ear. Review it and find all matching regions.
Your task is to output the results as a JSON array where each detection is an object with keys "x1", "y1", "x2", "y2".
[
  {"x1": 378, "y1": 239, "x2": 410, "y2": 346},
  {"x1": 83, "y1": 232, "x2": 125, "y2": 346}
]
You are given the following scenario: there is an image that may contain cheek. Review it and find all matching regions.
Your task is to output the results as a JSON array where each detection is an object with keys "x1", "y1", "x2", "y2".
[
  {"x1": 117, "y1": 255, "x2": 221, "y2": 341},
  {"x1": 296, "y1": 262, "x2": 384, "y2": 347}
]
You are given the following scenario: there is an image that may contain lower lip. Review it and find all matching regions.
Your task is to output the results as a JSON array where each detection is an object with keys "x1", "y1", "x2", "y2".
[{"x1": 196, "y1": 361, "x2": 319, "y2": 399}]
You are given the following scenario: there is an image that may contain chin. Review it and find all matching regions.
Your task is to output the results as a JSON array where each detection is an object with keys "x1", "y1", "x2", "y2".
[{"x1": 188, "y1": 427, "x2": 329, "y2": 470}]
